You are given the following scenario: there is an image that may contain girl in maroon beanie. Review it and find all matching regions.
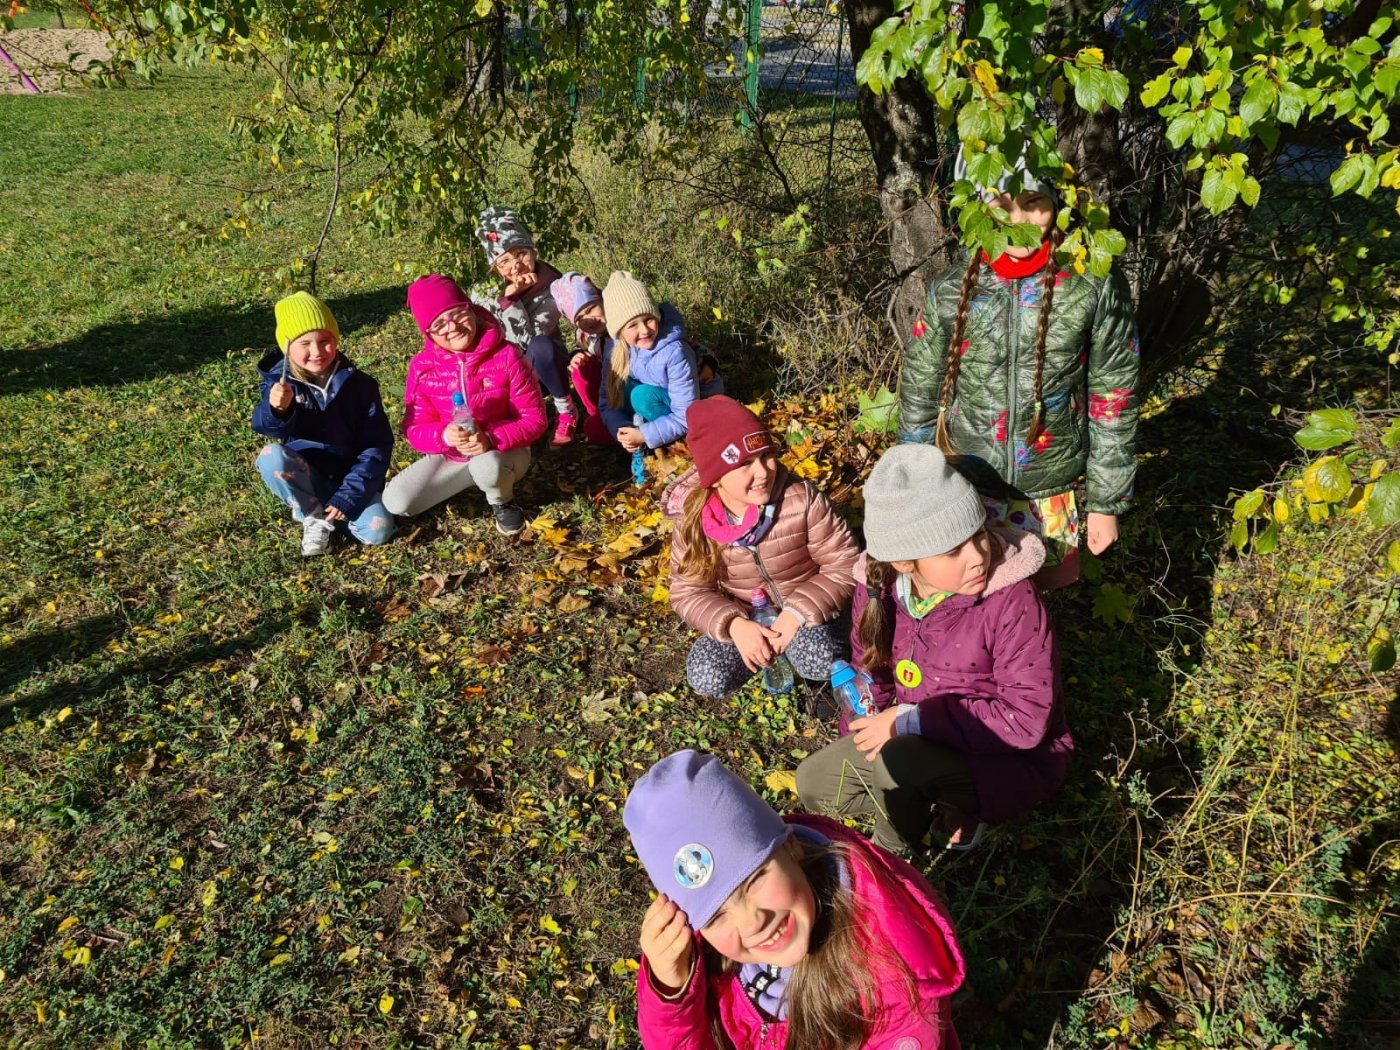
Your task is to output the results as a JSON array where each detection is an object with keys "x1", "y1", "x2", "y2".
[{"x1": 663, "y1": 397, "x2": 859, "y2": 697}]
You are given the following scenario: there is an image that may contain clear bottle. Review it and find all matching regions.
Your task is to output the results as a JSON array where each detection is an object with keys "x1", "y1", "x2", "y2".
[
  {"x1": 631, "y1": 413, "x2": 647, "y2": 487},
  {"x1": 451, "y1": 391, "x2": 477, "y2": 434},
  {"x1": 749, "y1": 588, "x2": 794, "y2": 695},
  {"x1": 830, "y1": 659, "x2": 875, "y2": 718}
]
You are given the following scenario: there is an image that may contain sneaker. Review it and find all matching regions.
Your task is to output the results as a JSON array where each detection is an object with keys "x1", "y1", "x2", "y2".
[
  {"x1": 300, "y1": 514, "x2": 336, "y2": 557},
  {"x1": 492, "y1": 503, "x2": 526, "y2": 536},
  {"x1": 551, "y1": 411, "x2": 577, "y2": 446}
]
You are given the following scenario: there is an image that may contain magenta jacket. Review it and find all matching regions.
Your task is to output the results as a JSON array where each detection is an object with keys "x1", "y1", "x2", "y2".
[
  {"x1": 400, "y1": 317, "x2": 547, "y2": 462},
  {"x1": 849, "y1": 528, "x2": 1071, "y2": 824},
  {"x1": 636, "y1": 814, "x2": 964, "y2": 1050}
]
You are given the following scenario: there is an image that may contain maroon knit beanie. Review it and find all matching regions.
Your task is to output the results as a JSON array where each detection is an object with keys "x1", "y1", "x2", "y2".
[{"x1": 686, "y1": 396, "x2": 776, "y2": 489}]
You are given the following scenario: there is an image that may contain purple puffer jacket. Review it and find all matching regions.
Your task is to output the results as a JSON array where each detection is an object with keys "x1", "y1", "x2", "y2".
[
  {"x1": 850, "y1": 528, "x2": 1071, "y2": 823},
  {"x1": 636, "y1": 814, "x2": 964, "y2": 1050},
  {"x1": 401, "y1": 312, "x2": 547, "y2": 462}
]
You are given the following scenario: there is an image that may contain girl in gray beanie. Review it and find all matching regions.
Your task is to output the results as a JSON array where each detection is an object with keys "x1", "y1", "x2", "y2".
[{"x1": 796, "y1": 444, "x2": 1072, "y2": 853}]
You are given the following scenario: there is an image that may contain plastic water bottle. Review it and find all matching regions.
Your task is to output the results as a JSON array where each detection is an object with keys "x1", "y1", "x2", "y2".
[
  {"x1": 749, "y1": 588, "x2": 794, "y2": 695},
  {"x1": 830, "y1": 659, "x2": 875, "y2": 718},
  {"x1": 631, "y1": 413, "x2": 647, "y2": 487},
  {"x1": 451, "y1": 391, "x2": 477, "y2": 434}
]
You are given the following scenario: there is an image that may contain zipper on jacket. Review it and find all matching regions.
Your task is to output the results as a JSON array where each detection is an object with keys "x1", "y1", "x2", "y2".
[
  {"x1": 748, "y1": 547, "x2": 784, "y2": 609},
  {"x1": 1006, "y1": 274, "x2": 1021, "y2": 485}
]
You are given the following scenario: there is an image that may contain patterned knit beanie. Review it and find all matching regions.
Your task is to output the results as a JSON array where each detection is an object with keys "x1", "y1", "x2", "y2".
[
  {"x1": 550, "y1": 272, "x2": 602, "y2": 324},
  {"x1": 953, "y1": 145, "x2": 1060, "y2": 204},
  {"x1": 687, "y1": 396, "x2": 776, "y2": 489},
  {"x1": 601, "y1": 271, "x2": 659, "y2": 340},
  {"x1": 862, "y1": 444, "x2": 986, "y2": 561},
  {"x1": 476, "y1": 207, "x2": 536, "y2": 266},
  {"x1": 274, "y1": 292, "x2": 340, "y2": 351}
]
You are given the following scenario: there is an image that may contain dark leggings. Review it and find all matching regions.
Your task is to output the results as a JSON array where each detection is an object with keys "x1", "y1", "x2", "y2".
[{"x1": 525, "y1": 334, "x2": 569, "y2": 400}]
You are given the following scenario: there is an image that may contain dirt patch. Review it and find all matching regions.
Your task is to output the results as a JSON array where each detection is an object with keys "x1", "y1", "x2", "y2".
[{"x1": 0, "y1": 28, "x2": 113, "y2": 94}]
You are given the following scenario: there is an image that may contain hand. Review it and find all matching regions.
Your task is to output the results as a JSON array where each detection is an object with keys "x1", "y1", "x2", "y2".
[
  {"x1": 269, "y1": 381, "x2": 294, "y2": 414},
  {"x1": 769, "y1": 609, "x2": 801, "y2": 654},
  {"x1": 850, "y1": 708, "x2": 901, "y2": 762},
  {"x1": 504, "y1": 272, "x2": 538, "y2": 298},
  {"x1": 323, "y1": 505, "x2": 347, "y2": 524},
  {"x1": 640, "y1": 895, "x2": 694, "y2": 997},
  {"x1": 457, "y1": 430, "x2": 491, "y2": 457},
  {"x1": 1086, "y1": 512, "x2": 1118, "y2": 555},
  {"x1": 728, "y1": 617, "x2": 778, "y2": 673},
  {"x1": 569, "y1": 350, "x2": 590, "y2": 371},
  {"x1": 617, "y1": 426, "x2": 647, "y2": 452}
]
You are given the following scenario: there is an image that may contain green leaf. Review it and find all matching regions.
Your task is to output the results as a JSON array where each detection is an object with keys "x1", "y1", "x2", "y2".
[
  {"x1": 1254, "y1": 521, "x2": 1279, "y2": 555},
  {"x1": 1331, "y1": 154, "x2": 1369, "y2": 196},
  {"x1": 1165, "y1": 114, "x2": 1195, "y2": 149},
  {"x1": 1295, "y1": 409, "x2": 1356, "y2": 449},
  {"x1": 1091, "y1": 583, "x2": 1133, "y2": 624},
  {"x1": 1201, "y1": 166, "x2": 1237, "y2": 213},
  {"x1": 1308, "y1": 408, "x2": 1359, "y2": 434},
  {"x1": 1234, "y1": 488, "x2": 1266, "y2": 521},
  {"x1": 1366, "y1": 472, "x2": 1400, "y2": 527},
  {"x1": 1382, "y1": 419, "x2": 1400, "y2": 450},
  {"x1": 1229, "y1": 519, "x2": 1248, "y2": 552},
  {"x1": 1140, "y1": 73, "x2": 1171, "y2": 108},
  {"x1": 1369, "y1": 635, "x2": 1396, "y2": 674},
  {"x1": 1302, "y1": 456, "x2": 1352, "y2": 504},
  {"x1": 1387, "y1": 539, "x2": 1400, "y2": 576},
  {"x1": 1239, "y1": 77, "x2": 1277, "y2": 127},
  {"x1": 854, "y1": 386, "x2": 900, "y2": 435}
]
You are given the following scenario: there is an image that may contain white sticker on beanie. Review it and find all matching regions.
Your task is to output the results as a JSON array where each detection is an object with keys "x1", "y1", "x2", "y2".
[
  {"x1": 720, "y1": 443, "x2": 742, "y2": 465},
  {"x1": 673, "y1": 844, "x2": 714, "y2": 889}
]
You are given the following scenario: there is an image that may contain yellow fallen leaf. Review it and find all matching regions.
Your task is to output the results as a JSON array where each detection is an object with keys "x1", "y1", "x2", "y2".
[
  {"x1": 539, "y1": 915, "x2": 562, "y2": 935},
  {"x1": 764, "y1": 770, "x2": 798, "y2": 795},
  {"x1": 379, "y1": 992, "x2": 394, "y2": 1015},
  {"x1": 557, "y1": 594, "x2": 590, "y2": 614}
]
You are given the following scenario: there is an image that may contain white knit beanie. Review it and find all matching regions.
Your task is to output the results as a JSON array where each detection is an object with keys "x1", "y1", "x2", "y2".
[
  {"x1": 602, "y1": 271, "x2": 659, "y2": 340},
  {"x1": 862, "y1": 444, "x2": 987, "y2": 561}
]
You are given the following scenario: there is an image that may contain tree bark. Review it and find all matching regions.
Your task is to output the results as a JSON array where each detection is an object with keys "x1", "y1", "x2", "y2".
[{"x1": 844, "y1": 0, "x2": 954, "y2": 342}]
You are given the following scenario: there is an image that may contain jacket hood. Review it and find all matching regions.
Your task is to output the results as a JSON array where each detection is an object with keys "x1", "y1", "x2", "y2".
[{"x1": 853, "y1": 525, "x2": 1046, "y2": 597}]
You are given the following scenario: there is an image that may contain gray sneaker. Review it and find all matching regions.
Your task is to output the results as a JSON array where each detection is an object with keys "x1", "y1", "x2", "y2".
[
  {"x1": 301, "y1": 514, "x2": 336, "y2": 556},
  {"x1": 492, "y1": 503, "x2": 526, "y2": 537}
]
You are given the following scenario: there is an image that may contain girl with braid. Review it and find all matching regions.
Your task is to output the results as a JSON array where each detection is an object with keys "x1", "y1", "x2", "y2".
[{"x1": 899, "y1": 150, "x2": 1140, "y2": 587}]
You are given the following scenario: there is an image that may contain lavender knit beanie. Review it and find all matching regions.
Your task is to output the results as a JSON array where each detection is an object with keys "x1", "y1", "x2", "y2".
[
  {"x1": 624, "y1": 751, "x2": 792, "y2": 929},
  {"x1": 549, "y1": 271, "x2": 602, "y2": 324},
  {"x1": 862, "y1": 444, "x2": 987, "y2": 562}
]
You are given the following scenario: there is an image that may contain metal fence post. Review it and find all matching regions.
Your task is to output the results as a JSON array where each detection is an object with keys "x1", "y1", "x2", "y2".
[
  {"x1": 741, "y1": 0, "x2": 762, "y2": 129},
  {"x1": 823, "y1": 3, "x2": 846, "y2": 196},
  {"x1": 634, "y1": 56, "x2": 647, "y2": 110}
]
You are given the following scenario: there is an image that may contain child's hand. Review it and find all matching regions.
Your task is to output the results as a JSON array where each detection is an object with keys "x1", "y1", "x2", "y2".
[
  {"x1": 574, "y1": 328, "x2": 593, "y2": 352},
  {"x1": 729, "y1": 617, "x2": 777, "y2": 672},
  {"x1": 769, "y1": 609, "x2": 801, "y2": 654},
  {"x1": 569, "y1": 350, "x2": 589, "y2": 371},
  {"x1": 1086, "y1": 512, "x2": 1118, "y2": 555},
  {"x1": 269, "y1": 381, "x2": 294, "y2": 414},
  {"x1": 443, "y1": 424, "x2": 481, "y2": 454},
  {"x1": 640, "y1": 894, "x2": 694, "y2": 997},
  {"x1": 323, "y1": 505, "x2": 347, "y2": 523},
  {"x1": 456, "y1": 430, "x2": 491, "y2": 458},
  {"x1": 504, "y1": 272, "x2": 538, "y2": 298},
  {"x1": 617, "y1": 426, "x2": 647, "y2": 452},
  {"x1": 851, "y1": 708, "x2": 901, "y2": 761}
]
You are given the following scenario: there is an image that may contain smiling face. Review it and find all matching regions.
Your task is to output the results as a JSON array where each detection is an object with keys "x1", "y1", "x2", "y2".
[
  {"x1": 493, "y1": 246, "x2": 537, "y2": 284},
  {"x1": 700, "y1": 840, "x2": 815, "y2": 969},
  {"x1": 427, "y1": 306, "x2": 478, "y2": 353},
  {"x1": 714, "y1": 451, "x2": 777, "y2": 515},
  {"x1": 620, "y1": 313, "x2": 660, "y2": 350},
  {"x1": 892, "y1": 528, "x2": 993, "y2": 597},
  {"x1": 989, "y1": 189, "x2": 1055, "y2": 259},
  {"x1": 573, "y1": 301, "x2": 607, "y2": 335},
  {"x1": 286, "y1": 329, "x2": 339, "y2": 379}
]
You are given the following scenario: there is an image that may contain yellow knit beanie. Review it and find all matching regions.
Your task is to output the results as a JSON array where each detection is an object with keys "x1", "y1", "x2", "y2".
[
  {"x1": 601, "y1": 271, "x2": 659, "y2": 340},
  {"x1": 274, "y1": 292, "x2": 341, "y2": 351}
]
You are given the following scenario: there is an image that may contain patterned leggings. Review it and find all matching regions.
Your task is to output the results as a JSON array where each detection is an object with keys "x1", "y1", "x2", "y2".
[{"x1": 686, "y1": 617, "x2": 849, "y2": 698}]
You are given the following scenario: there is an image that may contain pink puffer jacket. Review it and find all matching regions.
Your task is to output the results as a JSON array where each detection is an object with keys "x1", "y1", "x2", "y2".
[
  {"x1": 664, "y1": 467, "x2": 859, "y2": 641},
  {"x1": 636, "y1": 814, "x2": 965, "y2": 1050},
  {"x1": 401, "y1": 318, "x2": 547, "y2": 461}
]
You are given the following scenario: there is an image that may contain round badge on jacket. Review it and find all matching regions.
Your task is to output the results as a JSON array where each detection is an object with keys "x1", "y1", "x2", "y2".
[
  {"x1": 673, "y1": 844, "x2": 714, "y2": 889},
  {"x1": 895, "y1": 659, "x2": 923, "y2": 689}
]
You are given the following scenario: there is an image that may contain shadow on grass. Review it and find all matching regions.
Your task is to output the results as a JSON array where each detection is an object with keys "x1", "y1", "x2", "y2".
[{"x1": 0, "y1": 286, "x2": 406, "y2": 395}]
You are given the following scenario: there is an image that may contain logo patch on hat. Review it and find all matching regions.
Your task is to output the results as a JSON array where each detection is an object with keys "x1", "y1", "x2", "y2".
[
  {"x1": 720, "y1": 443, "x2": 742, "y2": 466},
  {"x1": 673, "y1": 844, "x2": 714, "y2": 889},
  {"x1": 741, "y1": 431, "x2": 770, "y2": 454}
]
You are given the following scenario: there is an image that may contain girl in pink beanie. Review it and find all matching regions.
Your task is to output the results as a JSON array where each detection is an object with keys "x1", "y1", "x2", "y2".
[{"x1": 381, "y1": 274, "x2": 547, "y2": 536}]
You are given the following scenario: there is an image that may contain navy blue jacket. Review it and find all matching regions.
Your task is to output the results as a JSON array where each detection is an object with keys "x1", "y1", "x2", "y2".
[{"x1": 251, "y1": 351, "x2": 394, "y2": 518}]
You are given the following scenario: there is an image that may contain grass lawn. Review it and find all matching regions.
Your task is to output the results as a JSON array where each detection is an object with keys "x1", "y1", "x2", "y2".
[{"x1": 2, "y1": 58, "x2": 1397, "y2": 1050}]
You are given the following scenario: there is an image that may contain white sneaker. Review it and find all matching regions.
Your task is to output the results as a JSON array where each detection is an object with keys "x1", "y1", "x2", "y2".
[{"x1": 301, "y1": 514, "x2": 336, "y2": 556}]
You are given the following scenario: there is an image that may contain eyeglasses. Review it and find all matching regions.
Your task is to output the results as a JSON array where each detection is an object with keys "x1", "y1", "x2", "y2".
[{"x1": 429, "y1": 310, "x2": 474, "y2": 336}]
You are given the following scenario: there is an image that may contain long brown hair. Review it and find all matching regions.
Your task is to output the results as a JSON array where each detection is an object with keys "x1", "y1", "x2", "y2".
[
  {"x1": 855, "y1": 559, "x2": 896, "y2": 674},
  {"x1": 702, "y1": 836, "x2": 924, "y2": 1050},
  {"x1": 675, "y1": 482, "x2": 723, "y2": 585},
  {"x1": 936, "y1": 240, "x2": 1061, "y2": 455}
]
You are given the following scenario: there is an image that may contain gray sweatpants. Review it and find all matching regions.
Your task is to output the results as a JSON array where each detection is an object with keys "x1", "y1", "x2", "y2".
[{"x1": 382, "y1": 448, "x2": 531, "y2": 518}]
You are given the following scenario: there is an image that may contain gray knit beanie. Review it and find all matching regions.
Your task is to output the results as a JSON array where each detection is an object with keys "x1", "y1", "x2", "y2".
[
  {"x1": 953, "y1": 145, "x2": 1059, "y2": 204},
  {"x1": 862, "y1": 444, "x2": 986, "y2": 561},
  {"x1": 602, "y1": 271, "x2": 659, "y2": 340}
]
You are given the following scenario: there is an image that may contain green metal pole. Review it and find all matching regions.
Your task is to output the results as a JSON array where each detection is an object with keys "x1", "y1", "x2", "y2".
[
  {"x1": 634, "y1": 56, "x2": 647, "y2": 110},
  {"x1": 741, "y1": 0, "x2": 761, "y2": 129},
  {"x1": 824, "y1": 4, "x2": 846, "y2": 194}
]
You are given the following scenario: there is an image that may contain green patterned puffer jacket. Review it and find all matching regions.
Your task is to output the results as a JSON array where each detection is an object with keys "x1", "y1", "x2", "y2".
[{"x1": 899, "y1": 250, "x2": 1139, "y2": 515}]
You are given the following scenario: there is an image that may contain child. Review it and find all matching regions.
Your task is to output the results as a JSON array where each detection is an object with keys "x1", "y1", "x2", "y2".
[
  {"x1": 475, "y1": 206, "x2": 577, "y2": 445},
  {"x1": 598, "y1": 271, "x2": 722, "y2": 459},
  {"x1": 252, "y1": 291, "x2": 395, "y2": 556},
  {"x1": 899, "y1": 150, "x2": 1140, "y2": 587},
  {"x1": 625, "y1": 749, "x2": 964, "y2": 1049},
  {"x1": 549, "y1": 271, "x2": 616, "y2": 447},
  {"x1": 796, "y1": 444, "x2": 1071, "y2": 853},
  {"x1": 381, "y1": 274, "x2": 547, "y2": 536},
  {"x1": 664, "y1": 397, "x2": 859, "y2": 698}
]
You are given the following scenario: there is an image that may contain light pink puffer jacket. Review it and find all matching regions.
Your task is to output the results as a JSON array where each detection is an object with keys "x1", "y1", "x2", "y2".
[
  {"x1": 636, "y1": 814, "x2": 965, "y2": 1050},
  {"x1": 401, "y1": 319, "x2": 547, "y2": 461},
  {"x1": 664, "y1": 467, "x2": 859, "y2": 641}
]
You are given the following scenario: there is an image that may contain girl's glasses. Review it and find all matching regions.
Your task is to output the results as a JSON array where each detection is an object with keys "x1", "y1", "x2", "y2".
[{"x1": 429, "y1": 310, "x2": 474, "y2": 336}]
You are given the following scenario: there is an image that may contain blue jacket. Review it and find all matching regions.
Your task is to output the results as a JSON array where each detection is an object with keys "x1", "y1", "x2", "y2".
[
  {"x1": 599, "y1": 304, "x2": 715, "y2": 448},
  {"x1": 251, "y1": 351, "x2": 394, "y2": 518}
]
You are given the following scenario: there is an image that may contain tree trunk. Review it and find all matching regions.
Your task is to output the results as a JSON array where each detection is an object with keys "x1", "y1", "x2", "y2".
[{"x1": 844, "y1": 0, "x2": 954, "y2": 343}]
